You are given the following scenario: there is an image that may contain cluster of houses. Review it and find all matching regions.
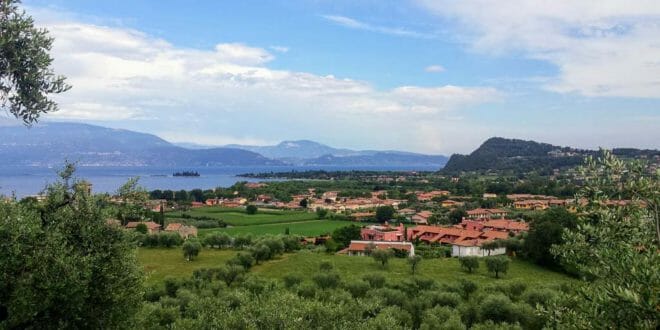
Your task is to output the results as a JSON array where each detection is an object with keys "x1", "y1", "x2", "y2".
[{"x1": 339, "y1": 212, "x2": 529, "y2": 258}]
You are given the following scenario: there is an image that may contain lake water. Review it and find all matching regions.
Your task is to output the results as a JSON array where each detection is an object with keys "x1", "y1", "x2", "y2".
[{"x1": 0, "y1": 165, "x2": 439, "y2": 198}]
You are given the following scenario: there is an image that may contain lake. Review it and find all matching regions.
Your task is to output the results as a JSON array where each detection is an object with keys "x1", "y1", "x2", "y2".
[{"x1": 0, "y1": 165, "x2": 439, "y2": 198}]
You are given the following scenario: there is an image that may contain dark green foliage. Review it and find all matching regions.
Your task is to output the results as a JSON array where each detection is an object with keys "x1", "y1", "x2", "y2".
[
  {"x1": 319, "y1": 261, "x2": 333, "y2": 272},
  {"x1": 459, "y1": 256, "x2": 480, "y2": 273},
  {"x1": 217, "y1": 265, "x2": 245, "y2": 287},
  {"x1": 312, "y1": 272, "x2": 341, "y2": 289},
  {"x1": 250, "y1": 244, "x2": 271, "y2": 264},
  {"x1": 331, "y1": 224, "x2": 362, "y2": 248},
  {"x1": 227, "y1": 252, "x2": 254, "y2": 270},
  {"x1": 457, "y1": 279, "x2": 478, "y2": 300},
  {"x1": 315, "y1": 207, "x2": 328, "y2": 219},
  {"x1": 407, "y1": 255, "x2": 422, "y2": 275},
  {"x1": 245, "y1": 204, "x2": 258, "y2": 214},
  {"x1": 523, "y1": 207, "x2": 577, "y2": 269},
  {"x1": 182, "y1": 239, "x2": 201, "y2": 261},
  {"x1": 478, "y1": 293, "x2": 518, "y2": 324},
  {"x1": 375, "y1": 205, "x2": 395, "y2": 222},
  {"x1": 344, "y1": 281, "x2": 370, "y2": 299},
  {"x1": 0, "y1": 0, "x2": 71, "y2": 124},
  {"x1": 485, "y1": 256, "x2": 510, "y2": 278},
  {"x1": 135, "y1": 222, "x2": 148, "y2": 234},
  {"x1": 282, "y1": 274, "x2": 303, "y2": 289},
  {"x1": 0, "y1": 167, "x2": 142, "y2": 328},
  {"x1": 203, "y1": 232, "x2": 231, "y2": 248},
  {"x1": 362, "y1": 273, "x2": 386, "y2": 289}
]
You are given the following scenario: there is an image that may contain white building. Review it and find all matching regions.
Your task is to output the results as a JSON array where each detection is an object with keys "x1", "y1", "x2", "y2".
[{"x1": 451, "y1": 240, "x2": 506, "y2": 257}]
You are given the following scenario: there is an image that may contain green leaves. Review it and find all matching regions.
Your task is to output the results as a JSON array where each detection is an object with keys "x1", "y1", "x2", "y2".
[{"x1": 1, "y1": 0, "x2": 71, "y2": 124}]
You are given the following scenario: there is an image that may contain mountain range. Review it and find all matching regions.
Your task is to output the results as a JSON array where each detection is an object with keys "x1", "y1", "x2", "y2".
[{"x1": 0, "y1": 122, "x2": 448, "y2": 167}]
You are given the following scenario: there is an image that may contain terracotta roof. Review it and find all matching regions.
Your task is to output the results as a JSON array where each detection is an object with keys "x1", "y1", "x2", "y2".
[
  {"x1": 343, "y1": 240, "x2": 413, "y2": 252},
  {"x1": 482, "y1": 219, "x2": 529, "y2": 231},
  {"x1": 480, "y1": 230, "x2": 510, "y2": 240},
  {"x1": 126, "y1": 221, "x2": 161, "y2": 230}
]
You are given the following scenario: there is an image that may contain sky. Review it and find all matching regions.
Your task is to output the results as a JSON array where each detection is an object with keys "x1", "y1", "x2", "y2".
[{"x1": 7, "y1": 0, "x2": 660, "y2": 154}]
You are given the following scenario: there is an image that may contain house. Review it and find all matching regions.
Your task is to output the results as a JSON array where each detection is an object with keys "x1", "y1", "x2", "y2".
[
  {"x1": 360, "y1": 223, "x2": 405, "y2": 242},
  {"x1": 165, "y1": 223, "x2": 198, "y2": 238},
  {"x1": 191, "y1": 201, "x2": 204, "y2": 208},
  {"x1": 397, "y1": 208, "x2": 417, "y2": 216},
  {"x1": 482, "y1": 193, "x2": 498, "y2": 199},
  {"x1": 416, "y1": 190, "x2": 450, "y2": 201},
  {"x1": 411, "y1": 210, "x2": 433, "y2": 224},
  {"x1": 441, "y1": 200, "x2": 464, "y2": 208},
  {"x1": 460, "y1": 219, "x2": 528, "y2": 234},
  {"x1": 451, "y1": 239, "x2": 506, "y2": 257},
  {"x1": 245, "y1": 182, "x2": 267, "y2": 189},
  {"x1": 338, "y1": 240, "x2": 415, "y2": 256},
  {"x1": 408, "y1": 225, "x2": 483, "y2": 245},
  {"x1": 126, "y1": 221, "x2": 161, "y2": 234},
  {"x1": 466, "y1": 208, "x2": 508, "y2": 219},
  {"x1": 513, "y1": 200, "x2": 549, "y2": 210}
]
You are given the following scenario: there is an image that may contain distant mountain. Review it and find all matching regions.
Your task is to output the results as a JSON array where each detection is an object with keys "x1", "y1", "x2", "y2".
[
  {"x1": 304, "y1": 153, "x2": 448, "y2": 166},
  {"x1": 0, "y1": 123, "x2": 284, "y2": 167},
  {"x1": 442, "y1": 137, "x2": 659, "y2": 173},
  {"x1": 226, "y1": 140, "x2": 448, "y2": 166}
]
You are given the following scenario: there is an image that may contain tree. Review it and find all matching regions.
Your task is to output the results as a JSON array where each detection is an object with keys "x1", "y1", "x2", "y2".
[
  {"x1": 250, "y1": 244, "x2": 271, "y2": 264},
  {"x1": 0, "y1": 165, "x2": 142, "y2": 328},
  {"x1": 0, "y1": 0, "x2": 71, "y2": 124},
  {"x1": 448, "y1": 208, "x2": 467, "y2": 224},
  {"x1": 549, "y1": 151, "x2": 660, "y2": 329},
  {"x1": 315, "y1": 207, "x2": 328, "y2": 219},
  {"x1": 217, "y1": 265, "x2": 245, "y2": 287},
  {"x1": 182, "y1": 239, "x2": 201, "y2": 261},
  {"x1": 299, "y1": 198, "x2": 308, "y2": 208},
  {"x1": 135, "y1": 222, "x2": 148, "y2": 234},
  {"x1": 407, "y1": 255, "x2": 422, "y2": 275},
  {"x1": 375, "y1": 205, "x2": 395, "y2": 222},
  {"x1": 371, "y1": 249, "x2": 391, "y2": 268},
  {"x1": 245, "y1": 204, "x2": 258, "y2": 215},
  {"x1": 524, "y1": 207, "x2": 577, "y2": 268},
  {"x1": 228, "y1": 252, "x2": 254, "y2": 270},
  {"x1": 481, "y1": 240, "x2": 501, "y2": 256},
  {"x1": 459, "y1": 256, "x2": 480, "y2": 273},
  {"x1": 485, "y1": 256, "x2": 510, "y2": 278},
  {"x1": 331, "y1": 224, "x2": 362, "y2": 248},
  {"x1": 116, "y1": 177, "x2": 148, "y2": 225}
]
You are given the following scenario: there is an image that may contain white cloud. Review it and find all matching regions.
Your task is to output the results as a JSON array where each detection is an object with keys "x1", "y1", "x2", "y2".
[
  {"x1": 28, "y1": 9, "x2": 498, "y2": 153},
  {"x1": 417, "y1": 0, "x2": 660, "y2": 98},
  {"x1": 425, "y1": 65, "x2": 445, "y2": 73},
  {"x1": 322, "y1": 15, "x2": 437, "y2": 39}
]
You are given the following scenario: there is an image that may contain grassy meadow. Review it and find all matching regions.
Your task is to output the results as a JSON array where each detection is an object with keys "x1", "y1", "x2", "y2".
[
  {"x1": 138, "y1": 247, "x2": 575, "y2": 288},
  {"x1": 199, "y1": 219, "x2": 359, "y2": 237},
  {"x1": 167, "y1": 206, "x2": 319, "y2": 226}
]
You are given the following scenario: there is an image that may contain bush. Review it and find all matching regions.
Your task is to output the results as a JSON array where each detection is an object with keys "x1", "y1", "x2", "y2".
[
  {"x1": 312, "y1": 272, "x2": 341, "y2": 289},
  {"x1": 135, "y1": 223, "x2": 148, "y2": 234},
  {"x1": 282, "y1": 274, "x2": 303, "y2": 289},
  {"x1": 159, "y1": 232, "x2": 183, "y2": 248},
  {"x1": 344, "y1": 280, "x2": 370, "y2": 299},
  {"x1": 217, "y1": 265, "x2": 245, "y2": 287},
  {"x1": 485, "y1": 256, "x2": 510, "y2": 278},
  {"x1": 457, "y1": 279, "x2": 478, "y2": 300},
  {"x1": 227, "y1": 252, "x2": 254, "y2": 270},
  {"x1": 363, "y1": 273, "x2": 386, "y2": 289},
  {"x1": 428, "y1": 292, "x2": 461, "y2": 309},
  {"x1": 182, "y1": 239, "x2": 202, "y2": 261},
  {"x1": 203, "y1": 232, "x2": 231, "y2": 248},
  {"x1": 245, "y1": 205, "x2": 258, "y2": 215},
  {"x1": 478, "y1": 294, "x2": 517, "y2": 324},
  {"x1": 371, "y1": 249, "x2": 392, "y2": 268},
  {"x1": 459, "y1": 256, "x2": 480, "y2": 273}
]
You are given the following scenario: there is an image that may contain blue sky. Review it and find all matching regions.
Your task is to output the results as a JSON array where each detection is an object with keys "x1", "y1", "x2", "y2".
[{"x1": 11, "y1": 0, "x2": 660, "y2": 154}]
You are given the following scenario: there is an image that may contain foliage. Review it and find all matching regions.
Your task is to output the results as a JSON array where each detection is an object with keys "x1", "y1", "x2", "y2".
[
  {"x1": 182, "y1": 239, "x2": 201, "y2": 261},
  {"x1": 315, "y1": 207, "x2": 329, "y2": 219},
  {"x1": 331, "y1": 224, "x2": 362, "y2": 248},
  {"x1": 375, "y1": 205, "x2": 395, "y2": 222},
  {"x1": 135, "y1": 222, "x2": 148, "y2": 234},
  {"x1": 371, "y1": 249, "x2": 392, "y2": 268},
  {"x1": 0, "y1": 166, "x2": 142, "y2": 328},
  {"x1": 485, "y1": 256, "x2": 510, "y2": 279},
  {"x1": 459, "y1": 256, "x2": 480, "y2": 273},
  {"x1": 0, "y1": 0, "x2": 71, "y2": 124},
  {"x1": 549, "y1": 151, "x2": 660, "y2": 329},
  {"x1": 245, "y1": 204, "x2": 258, "y2": 215},
  {"x1": 407, "y1": 255, "x2": 423, "y2": 275},
  {"x1": 523, "y1": 207, "x2": 577, "y2": 269}
]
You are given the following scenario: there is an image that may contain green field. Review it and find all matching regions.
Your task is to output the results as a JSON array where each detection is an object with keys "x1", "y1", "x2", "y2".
[
  {"x1": 199, "y1": 219, "x2": 359, "y2": 237},
  {"x1": 167, "y1": 207, "x2": 319, "y2": 226},
  {"x1": 137, "y1": 248, "x2": 235, "y2": 285},
  {"x1": 252, "y1": 251, "x2": 576, "y2": 286},
  {"x1": 138, "y1": 247, "x2": 575, "y2": 287}
]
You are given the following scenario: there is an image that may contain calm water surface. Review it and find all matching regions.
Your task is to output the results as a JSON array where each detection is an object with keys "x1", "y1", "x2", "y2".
[{"x1": 0, "y1": 165, "x2": 439, "y2": 198}]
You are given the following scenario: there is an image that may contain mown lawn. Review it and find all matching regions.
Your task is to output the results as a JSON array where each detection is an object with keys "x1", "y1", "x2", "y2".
[
  {"x1": 252, "y1": 251, "x2": 576, "y2": 287},
  {"x1": 137, "y1": 248, "x2": 235, "y2": 285},
  {"x1": 167, "y1": 207, "x2": 319, "y2": 226},
  {"x1": 199, "y1": 220, "x2": 359, "y2": 237}
]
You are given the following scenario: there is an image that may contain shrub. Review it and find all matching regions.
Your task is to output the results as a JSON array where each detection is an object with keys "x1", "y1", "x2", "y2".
[
  {"x1": 343, "y1": 281, "x2": 370, "y2": 299},
  {"x1": 135, "y1": 223, "x2": 148, "y2": 234},
  {"x1": 363, "y1": 273, "x2": 386, "y2": 289},
  {"x1": 371, "y1": 249, "x2": 392, "y2": 268},
  {"x1": 478, "y1": 293, "x2": 517, "y2": 324},
  {"x1": 459, "y1": 256, "x2": 480, "y2": 273},
  {"x1": 217, "y1": 265, "x2": 245, "y2": 287},
  {"x1": 227, "y1": 252, "x2": 254, "y2": 270},
  {"x1": 245, "y1": 205, "x2": 258, "y2": 214},
  {"x1": 182, "y1": 239, "x2": 202, "y2": 261},
  {"x1": 312, "y1": 272, "x2": 341, "y2": 289},
  {"x1": 282, "y1": 274, "x2": 303, "y2": 289},
  {"x1": 485, "y1": 256, "x2": 510, "y2": 278},
  {"x1": 319, "y1": 261, "x2": 333, "y2": 272},
  {"x1": 457, "y1": 279, "x2": 478, "y2": 300},
  {"x1": 428, "y1": 292, "x2": 461, "y2": 308}
]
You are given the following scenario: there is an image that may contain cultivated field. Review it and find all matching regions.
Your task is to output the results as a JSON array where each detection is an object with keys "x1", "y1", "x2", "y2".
[
  {"x1": 199, "y1": 219, "x2": 359, "y2": 237},
  {"x1": 167, "y1": 207, "x2": 319, "y2": 226}
]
